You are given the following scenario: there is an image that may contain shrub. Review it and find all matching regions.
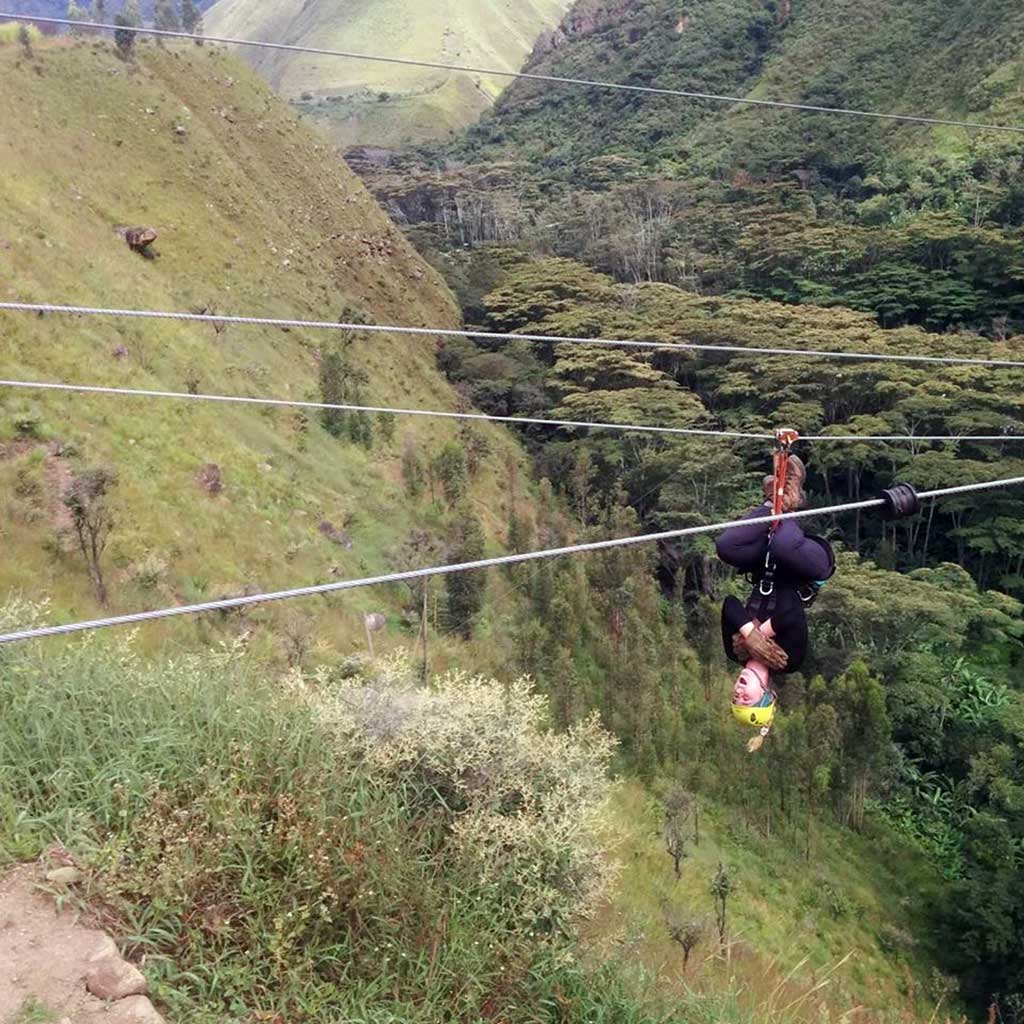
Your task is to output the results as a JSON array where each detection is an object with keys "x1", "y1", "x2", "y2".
[
  {"x1": 401, "y1": 442, "x2": 425, "y2": 498},
  {"x1": 129, "y1": 551, "x2": 168, "y2": 591},
  {"x1": 0, "y1": 22, "x2": 40, "y2": 46},
  {"x1": 310, "y1": 651, "x2": 619, "y2": 932},
  {"x1": 431, "y1": 442, "x2": 468, "y2": 505}
]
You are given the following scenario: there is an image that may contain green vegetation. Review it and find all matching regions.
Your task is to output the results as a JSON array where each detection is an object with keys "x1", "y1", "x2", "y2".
[
  {"x1": 368, "y1": 0, "x2": 1024, "y2": 335},
  {"x1": 203, "y1": 0, "x2": 575, "y2": 147},
  {"x1": 0, "y1": 616, "x2": 964, "y2": 1023},
  {"x1": 0, "y1": 22, "x2": 41, "y2": 46},
  {"x1": 442, "y1": 252, "x2": 1024, "y2": 1010},
  {"x1": 3, "y1": 10, "x2": 1024, "y2": 1022},
  {"x1": 0, "y1": 38, "x2": 526, "y2": 661},
  {"x1": 10, "y1": 998, "x2": 58, "y2": 1024}
]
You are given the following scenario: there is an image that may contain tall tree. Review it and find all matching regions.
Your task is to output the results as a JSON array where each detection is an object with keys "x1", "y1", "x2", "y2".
[
  {"x1": 180, "y1": 0, "x2": 199, "y2": 33},
  {"x1": 444, "y1": 508, "x2": 487, "y2": 638},
  {"x1": 153, "y1": 0, "x2": 180, "y2": 33}
]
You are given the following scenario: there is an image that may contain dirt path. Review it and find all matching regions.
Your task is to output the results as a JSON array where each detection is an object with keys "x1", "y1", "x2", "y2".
[{"x1": 0, "y1": 865, "x2": 166, "y2": 1024}]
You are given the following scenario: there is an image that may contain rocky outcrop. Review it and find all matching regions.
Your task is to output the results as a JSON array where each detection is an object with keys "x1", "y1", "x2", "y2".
[
  {"x1": 531, "y1": 0, "x2": 635, "y2": 58},
  {"x1": 0, "y1": 863, "x2": 169, "y2": 1024}
]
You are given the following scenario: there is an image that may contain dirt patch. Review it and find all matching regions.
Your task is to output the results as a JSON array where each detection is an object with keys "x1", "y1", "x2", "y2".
[
  {"x1": 0, "y1": 864, "x2": 167, "y2": 1023},
  {"x1": 0, "y1": 440, "x2": 74, "y2": 534},
  {"x1": 43, "y1": 449, "x2": 74, "y2": 534}
]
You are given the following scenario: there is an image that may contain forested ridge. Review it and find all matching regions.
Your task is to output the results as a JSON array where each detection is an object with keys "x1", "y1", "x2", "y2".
[{"x1": 348, "y1": 0, "x2": 1024, "y2": 1013}]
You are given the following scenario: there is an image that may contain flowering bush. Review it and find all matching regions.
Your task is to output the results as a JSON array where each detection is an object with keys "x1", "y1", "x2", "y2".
[{"x1": 309, "y1": 651, "x2": 620, "y2": 932}]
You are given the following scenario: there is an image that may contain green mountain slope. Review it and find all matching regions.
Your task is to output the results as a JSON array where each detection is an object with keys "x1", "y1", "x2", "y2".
[
  {"x1": 370, "y1": 0, "x2": 1024, "y2": 335},
  {"x1": 471, "y1": 0, "x2": 1024, "y2": 176},
  {"x1": 0, "y1": 34, "x2": 525, "y2": 656},
  {"x1": 203, "y1": 0, "x2": 575, "y2": 146}
]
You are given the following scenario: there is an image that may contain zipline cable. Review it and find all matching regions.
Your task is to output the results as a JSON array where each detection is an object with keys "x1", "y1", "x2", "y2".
[
  {"x1": 3, "y1": 378, "x2": 1023, "y2": 445},
  {"x1": 7, "y1": 15, "x2": 1024, "y2": 136},
  {"x1": 4, "y1": 302, "x2": 1024, "y2": 369},
  {"x1": 1, "y1": 475, "x2": 1021, "y2": 645}
]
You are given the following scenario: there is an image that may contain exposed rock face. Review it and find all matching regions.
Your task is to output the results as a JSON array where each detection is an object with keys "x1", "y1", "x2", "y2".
[{"x1": 532, "y1": 0, "x2": 634, "y2": 57}]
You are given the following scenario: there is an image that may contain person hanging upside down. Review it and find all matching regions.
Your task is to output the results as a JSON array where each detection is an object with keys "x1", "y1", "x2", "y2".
[{"x1": 715, "y1": 455, "x2": 836, "y2": 747}]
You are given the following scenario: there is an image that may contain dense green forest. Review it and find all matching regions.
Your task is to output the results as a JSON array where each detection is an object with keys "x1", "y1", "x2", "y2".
[{"x1": 347, "y1": 0, "x2": 1024, "y2": 1014}]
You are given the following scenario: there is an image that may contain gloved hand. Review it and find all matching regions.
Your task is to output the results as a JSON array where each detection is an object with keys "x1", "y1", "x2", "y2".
[{"x1": 742, "y1": 626, "x2": 789, "y2": 671}]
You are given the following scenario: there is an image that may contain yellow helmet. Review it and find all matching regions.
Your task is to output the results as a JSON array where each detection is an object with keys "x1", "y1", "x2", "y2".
[{"x1": 732, "y1": 696, "x2": 777, "y2": 729}]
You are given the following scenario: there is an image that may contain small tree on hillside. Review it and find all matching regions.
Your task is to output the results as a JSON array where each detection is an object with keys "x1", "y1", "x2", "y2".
[
  {"x1": 66, "y1": 0, "x2": 89, "y2": 34},
  {"x1": 318, "y1": 349, "x2": 373, "y2": 447},
  {"x1": 445, "y1": 507, "x2": 486, "y2": 638},
  {"x1": 153, "y1": 0, "x2": 181, "y2": 34},
  {"x1": 63, "y1": 466, "x2": 117, "y2": 607},
  {"x1": 180, "y1": 0, "x2": 199, "y2": 33},
  {"x1": 114, "y1": 2, "x2": 139, "y2": 58},
  {"x1": 401, "y1": 441, "x2": 425, "y2": 499},
  {"x1": 663, "y1": 787, "x2": 696, "y2": 880},
  {"x1": 663, "y1": 905, "x2": 705, "y2": 973},
  {"x1": 18, "y1": 23, "x2": 34, "y2": 58},
  {"x1": 432, "y1": 442, "x2": 468, "y2": 505},
  {"x1": 319, "y1": 351, "x2": 348, "y2": 438},
  {"x1": 94, "y1": 0, "x2": 106, "y2": 21},
  {"x1": 709, "y1": 862, "x2": 733, "y2": 952},
  {"x1": 391, "y1": 528, "x2": 446, "y2": 683}
]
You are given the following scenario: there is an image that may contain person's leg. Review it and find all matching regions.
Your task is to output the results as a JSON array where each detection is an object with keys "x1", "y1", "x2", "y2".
[
  {"x1": 760, "y1": 592, "x2": 808, "y2": 672},
  {"x1": 721, "y1": 595, "x2": 749, "y2": 664}
]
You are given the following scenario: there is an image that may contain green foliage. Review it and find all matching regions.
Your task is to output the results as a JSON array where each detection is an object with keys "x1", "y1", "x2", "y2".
[
  {"x1": 401, "y1": 441, "x2": 426, "y2": 498},
  {"x1": 444, "y1": 507, "x2": 487, "y2": 637},
  {"x1": 180, "y1": 0, "x2": 199, "y2": 33},
  {"x1": 319, "y1": 349, "x2": 374, "y2": 447},
  {"x1": 152, "y1": 0, "x2": 180, "y2": 33},
  {"x1": 438, "y1": 248, "x2": 1024, "y2": 1008},
  {"x1": 65, "y1": 1, "x2": 90, "y2": 33},
  {"x1": 431, "y1": 441, "x2": 468, "y2": 505},
  {"x1": 0, "y1": 617, "x2": 668, "y2": 1024},
  {"x1": 203, "y1": 0, "x2": 576, "y2": 148},
  {"x1": 0, "y1": 22, "x2": 38, "y2": 47},
  {"x1": 378, "y1": 0, "x2": 1024, "y2": 334},
  {"x1": 10, "y1": 998, "x2": 58, "y2": 1024},
  {"x1": 113, "y1": 12, "x2": 136, "y2": 58}
]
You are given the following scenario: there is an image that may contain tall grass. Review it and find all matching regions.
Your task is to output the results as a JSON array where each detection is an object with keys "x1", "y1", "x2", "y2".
[{"x1": 1, "y1": 614, "x2": 804, "y2": 1023}]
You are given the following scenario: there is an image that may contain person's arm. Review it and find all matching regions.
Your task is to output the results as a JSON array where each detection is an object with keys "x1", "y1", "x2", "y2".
[
  {"x1": 716, "y1": 505, "x2": 773, "y2": 571},
  {"x1": 770, "y1": 520, "x2": 834, "y2": 580}
]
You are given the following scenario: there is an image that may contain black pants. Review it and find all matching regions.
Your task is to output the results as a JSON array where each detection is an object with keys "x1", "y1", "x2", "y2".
[{"x1": 721, "y1": 589, "x2": 808, "y2": 674}]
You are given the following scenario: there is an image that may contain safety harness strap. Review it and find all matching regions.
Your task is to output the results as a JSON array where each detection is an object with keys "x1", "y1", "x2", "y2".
[{"x1": 759, "y1": 428, "x2": 800, "y2": 597}]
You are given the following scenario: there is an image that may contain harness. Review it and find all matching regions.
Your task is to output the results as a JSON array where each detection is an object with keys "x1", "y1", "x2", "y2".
[{"x1": 757, "y1": 428, "x2": 799, "y2": 601}]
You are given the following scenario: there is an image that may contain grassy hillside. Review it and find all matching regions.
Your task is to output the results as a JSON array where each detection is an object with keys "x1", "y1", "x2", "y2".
[
  {"x1": 203, "y1": 0, "x2": 574, "y2": 147},
  {"x1": 371, "y1": 0, "x2": 1024, "y2": 334},
  {"x1": 2, "y1": 1, "x2": 217, "y2": 23},
  {"x1": 0, "y1": 626, "x2": 963, "y2": 1023},
  {"x1": 589, "y1": 783, "x2": 956, "y2": 1023},
  {"x1": 0, "y1": 33, "x2": 527, "y2": 660}
]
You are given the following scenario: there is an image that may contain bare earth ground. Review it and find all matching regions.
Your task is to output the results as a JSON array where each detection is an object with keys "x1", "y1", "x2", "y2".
[{"x1": 0, "y1": 865, "x2": 166, "y2": 1024}]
